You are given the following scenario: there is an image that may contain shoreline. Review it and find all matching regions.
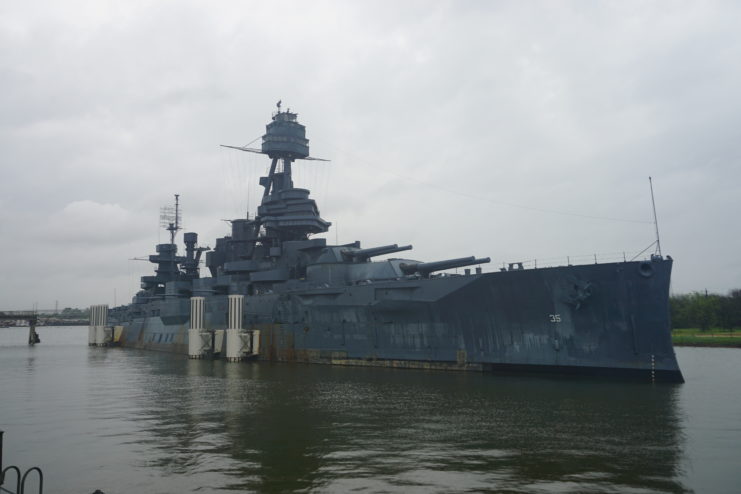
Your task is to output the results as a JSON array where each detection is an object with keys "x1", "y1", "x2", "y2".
[
  {"x1": 672, "y1": 329, "x2": 741, "y2": 348},
  {"x1": 673, "y1": 341, "x2": 741, "y2": 348}
]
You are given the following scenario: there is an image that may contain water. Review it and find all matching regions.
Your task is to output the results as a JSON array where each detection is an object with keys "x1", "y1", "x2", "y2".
[{"x1": 1, "y1": 327, "x2": 739, "y2": 494}]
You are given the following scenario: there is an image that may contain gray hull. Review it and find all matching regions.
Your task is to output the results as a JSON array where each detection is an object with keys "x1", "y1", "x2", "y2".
[
  {"x1": 104, "y1": 107, "x2": 682, "y2": 383},
  {"x1": 112, "y1": 258, "x2": 682, "y2": 383}
]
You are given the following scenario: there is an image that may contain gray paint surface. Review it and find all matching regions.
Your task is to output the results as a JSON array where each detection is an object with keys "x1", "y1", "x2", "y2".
[{"x1": 106, "y1": 110, "x2": 682, "y2": 382}]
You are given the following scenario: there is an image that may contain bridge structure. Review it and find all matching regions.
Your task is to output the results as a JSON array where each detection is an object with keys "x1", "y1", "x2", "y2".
[{"x1": 0, "y1": 311, "x2": 41, "y2": 345}]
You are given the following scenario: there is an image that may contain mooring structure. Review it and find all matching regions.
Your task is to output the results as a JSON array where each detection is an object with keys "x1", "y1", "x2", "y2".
[{"x1": 88, "y1": 305, "x2": 111, "y2": 346}]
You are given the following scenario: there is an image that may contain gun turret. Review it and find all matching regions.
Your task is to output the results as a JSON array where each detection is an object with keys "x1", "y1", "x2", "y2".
[
  {"x1": 341, "y1": 244, "x2": 413, "y2": 262},
  {"x1": 400, "y1": 256, "x2": 490, "y2": 277}
]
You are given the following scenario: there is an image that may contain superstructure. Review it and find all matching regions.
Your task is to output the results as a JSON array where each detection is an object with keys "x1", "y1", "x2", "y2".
[{"x1": 94, "y1": 104, "x2": 683, "y2": 382}]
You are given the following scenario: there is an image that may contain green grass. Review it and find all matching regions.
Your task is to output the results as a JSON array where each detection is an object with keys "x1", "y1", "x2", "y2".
[{"x1": 672, "y1": 328, "x2": 741, "y2": 347}]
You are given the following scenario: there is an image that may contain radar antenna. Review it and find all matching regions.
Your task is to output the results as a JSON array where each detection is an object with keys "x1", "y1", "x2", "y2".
[{"x1": 159, "y1": 194, "x2": 182, "y2": 245}]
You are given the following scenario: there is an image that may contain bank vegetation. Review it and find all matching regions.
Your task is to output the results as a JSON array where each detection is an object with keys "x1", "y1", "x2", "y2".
[{"x1": 670, "y1": 290, "x2": 741, "y2": 347}]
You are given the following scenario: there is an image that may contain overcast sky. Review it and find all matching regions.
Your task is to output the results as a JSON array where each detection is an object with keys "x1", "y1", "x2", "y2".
[{"x1": 1, "y1": 1, "x2": 740, "y2": 310}]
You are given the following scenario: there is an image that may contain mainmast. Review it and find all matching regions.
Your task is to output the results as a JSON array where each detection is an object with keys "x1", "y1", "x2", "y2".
[{"x1": 160, "y1": 194, "x2": 182, "y2": 245}]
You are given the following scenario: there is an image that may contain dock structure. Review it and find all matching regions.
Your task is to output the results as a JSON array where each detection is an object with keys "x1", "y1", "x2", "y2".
[
  {"x1": 0, "y1": 311, "x2": 41, "y2": 345},
  {"x1": 88, "y1": 305, "x2": 111, "y2": 346}
]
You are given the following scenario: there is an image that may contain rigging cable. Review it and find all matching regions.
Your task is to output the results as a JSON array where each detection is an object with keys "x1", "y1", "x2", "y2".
[{"x1": 313, "y1": 137, "x2": 653, "y2": 225}]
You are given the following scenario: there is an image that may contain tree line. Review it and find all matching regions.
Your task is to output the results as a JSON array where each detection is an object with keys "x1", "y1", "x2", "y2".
[
  {"x1": 55, "y1": 307, "x2": 91, "y2": 320},
  {"x1": 671, "y1": 290, "x2": 741, "y2": 330}
]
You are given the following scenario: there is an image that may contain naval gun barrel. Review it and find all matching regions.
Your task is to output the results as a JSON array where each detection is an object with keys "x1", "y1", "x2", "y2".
[
  {"x1": 400, "y1": 256, "x2": 491, "y2": 276},
  {"x1": 341, "y1": 244, "x2": 413, "y2": 262}
]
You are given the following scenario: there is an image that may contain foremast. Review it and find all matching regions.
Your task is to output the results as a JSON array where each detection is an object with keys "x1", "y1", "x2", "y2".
[{"x1": 218, "y1": 102, "x2": 331, "y2": 264}]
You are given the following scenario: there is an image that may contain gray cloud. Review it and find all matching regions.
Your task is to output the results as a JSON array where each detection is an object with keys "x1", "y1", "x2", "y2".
[{"x1": 1, "y1": 0, "x2": 740, "y2": 309}]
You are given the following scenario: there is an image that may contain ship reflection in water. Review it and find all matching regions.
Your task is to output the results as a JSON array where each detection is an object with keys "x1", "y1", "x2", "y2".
[{"x1": 127, "y1": 353, "x2": 684, "y2": 493}]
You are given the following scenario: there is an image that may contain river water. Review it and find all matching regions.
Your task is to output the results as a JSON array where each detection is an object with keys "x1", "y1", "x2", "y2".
[{"x1": 0, "y1": 326, "x2": 739, "y2": 494}]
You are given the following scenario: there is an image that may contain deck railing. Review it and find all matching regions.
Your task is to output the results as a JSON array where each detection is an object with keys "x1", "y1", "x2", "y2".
[{"x1": 479, "y1": 251, "x2": 660, "y2": 273}]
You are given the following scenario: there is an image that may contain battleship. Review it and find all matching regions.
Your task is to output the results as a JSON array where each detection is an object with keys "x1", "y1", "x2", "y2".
[{"x1": 94, "y1": 104, "x2": 684, "y2": 383}]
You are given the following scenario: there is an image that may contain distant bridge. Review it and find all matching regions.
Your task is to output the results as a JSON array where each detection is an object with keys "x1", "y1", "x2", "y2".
[
  {"x1": 0, "y1": 310, "x2": 91, "y2": 344},
  {"x1": 0, "y1": 311, "x2": 88, "y2": 325},
  {"x1": 0, "y1": 311, "x2": 42, "y2": 345},
  {"x1": 0, "y1": 311, "x2": 40, "y2": 322}
]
